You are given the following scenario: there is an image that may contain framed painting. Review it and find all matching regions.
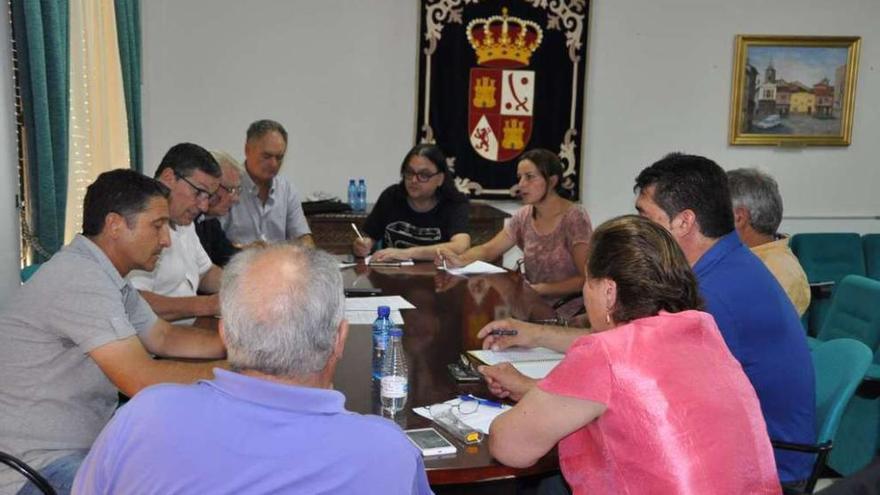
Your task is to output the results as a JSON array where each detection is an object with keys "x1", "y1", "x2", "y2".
[{"x1": 729, "y1": 35, "x2": 860, "y2": 146}]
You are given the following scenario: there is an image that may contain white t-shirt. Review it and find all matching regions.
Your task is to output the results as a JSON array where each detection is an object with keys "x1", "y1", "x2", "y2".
[{"x1": 128, "y1": 223, "x2": 213, "y2": 323}]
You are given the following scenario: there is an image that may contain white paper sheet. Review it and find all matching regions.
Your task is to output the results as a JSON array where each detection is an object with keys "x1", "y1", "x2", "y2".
[
  {"x1": 441, "y1": 260, "x2": 506, "y2": 276},
  {"x1": 510, "y1": 360, "x2": 561, "y2": 379},
  {"x1": 345, "y1": 310, "x2": 405, "y2": 325},
  {"x1": 413, "y1": 397, "x2": 512, "y2": 435},
  {"x1": 468, "y1": 347, "x2": 564, "y2": 365},
  {"x1": 344, "y1": 296, "x2": 415, "y2": 311}
]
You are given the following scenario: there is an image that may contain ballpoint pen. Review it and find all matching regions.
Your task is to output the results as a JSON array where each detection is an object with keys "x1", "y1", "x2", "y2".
[
  {"x1": 351, "y1": 223, "x2": 364, "y2": 241},
  {"x1": 458, "y1": 394, "x2": 504, "y2": 408},
  {"x1": 489, "y1": 329, "x2": 518, "y2": 336}
]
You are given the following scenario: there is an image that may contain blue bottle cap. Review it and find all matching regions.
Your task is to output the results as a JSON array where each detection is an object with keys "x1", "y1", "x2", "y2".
[
  {"x1": 377, "y1": 306, "x2": 390, "y2": 317},
  {"x1": 388, "y1": 328, "x2": 403, "y2": 337}
]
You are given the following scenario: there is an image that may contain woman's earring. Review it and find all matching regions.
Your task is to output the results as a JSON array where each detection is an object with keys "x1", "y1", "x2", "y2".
[{"x1": 604, "y1": 312, "x2": 611, "y2": 325}]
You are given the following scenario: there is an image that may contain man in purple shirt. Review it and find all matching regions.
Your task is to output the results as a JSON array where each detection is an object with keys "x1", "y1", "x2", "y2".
[{"x1": 73, "y1": 245, "x2": 432, "y2": 495}]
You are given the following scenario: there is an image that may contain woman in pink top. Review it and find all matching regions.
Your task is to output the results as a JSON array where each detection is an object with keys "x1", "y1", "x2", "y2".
[
  {"x1": 479, "y1": 215, "x2": 781, "y2": 495},
  {"x1": 437, "y1": 149, "x2": 592, "y2": 319}
]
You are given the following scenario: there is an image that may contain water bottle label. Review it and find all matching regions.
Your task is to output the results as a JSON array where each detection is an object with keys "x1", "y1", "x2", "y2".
[
  {"x1": 376, "y1": 334, "x2": 387, "y2": 351},
  {"x1": 380, "y1": 376, "x2": 408, "y2": 398}
]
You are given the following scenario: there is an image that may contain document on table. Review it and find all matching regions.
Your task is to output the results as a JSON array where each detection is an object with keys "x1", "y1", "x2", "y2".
[
  {"x1": 442, "y1": 260, "x2": 506, "y2": 276},
  {"x1": 345, "y1": 310, "x2": 405, "y2": 325},
  {"x1": 364, "y1": 255, "x2": 415, "y2": 267},
  {"x1": 468, "y1": 347, "x2": 564, "y2": 379},
  {"x1": 413, "y1": 398, "x2": 512, "y2": 435},
  {"x1": 468, "y1": 347, "x2": 564, "y2": 364},
  {"x1": 344, "y1": 296, "x2": 415, "y2": 311}
]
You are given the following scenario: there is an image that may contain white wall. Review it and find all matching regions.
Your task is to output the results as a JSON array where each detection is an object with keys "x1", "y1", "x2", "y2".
[
  {"x1": 582, "y1": 0, "x2": 880, "y2": 234},
  {"x1": 141, "y1": 0, "x2": 419, "y2": 199},
  {"x1": 141, "y1": 0, "x2": 880, "y2": 235},
  {"x1": 0, "y1": 12, "x2": 23, "y2": 307}
]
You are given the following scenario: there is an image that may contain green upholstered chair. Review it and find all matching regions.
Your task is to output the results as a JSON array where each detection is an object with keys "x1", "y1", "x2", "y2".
[
  {"x1": 791, "y1": 233, "x2": 866, "y2": 336},
  {"x1": 800, "y1": 275, "x2": 880, "y2": 477},
  {"x1": 863, "y1": 234, "x2": 880, "y2": 281},
  {"x1": 806, "y1": 275, "x2": 880, "y2": 351},
  {"x1": 775, "y1": 338, "x2": 871, "y2": 494}
]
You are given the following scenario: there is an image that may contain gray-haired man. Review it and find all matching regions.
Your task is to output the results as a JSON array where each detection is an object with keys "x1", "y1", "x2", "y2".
[
  {"x1": 74, "y1": 245, "x2": 432, "y2": 494},
  {"x1": 728, "y1": 168, "x2": 810, "y2": 316}
]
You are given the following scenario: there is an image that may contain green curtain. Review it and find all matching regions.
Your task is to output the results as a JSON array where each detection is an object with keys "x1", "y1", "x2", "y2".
[
  {"x1": 115, "y1": 0, "x2": 142, "y2": 173},
  {"x1": 11, "y1": 0, "x2": 69, "y2": 262}
]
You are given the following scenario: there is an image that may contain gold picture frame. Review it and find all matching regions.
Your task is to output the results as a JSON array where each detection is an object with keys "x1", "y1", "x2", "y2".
[{"x1": 729, "y1": 35, "x2": 860, "y2": 146}]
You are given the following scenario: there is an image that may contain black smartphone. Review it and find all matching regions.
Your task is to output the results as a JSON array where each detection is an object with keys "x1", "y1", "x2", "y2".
[
  {"x1": 344, "y1": 287, "x2": 383, "y2": 297},
  {"x1": 447, "y1": 362, "x2": 481, "y2": 382}
]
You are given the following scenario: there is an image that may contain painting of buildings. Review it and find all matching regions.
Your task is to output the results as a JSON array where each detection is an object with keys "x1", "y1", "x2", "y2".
[{"x1": 742, "y1": 45, "x2": 849, "y2": 135}]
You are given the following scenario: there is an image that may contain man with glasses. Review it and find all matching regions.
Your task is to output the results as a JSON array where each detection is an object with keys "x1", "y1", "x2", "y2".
[
  {"x1": 129, "y1": 143, "x2": 225, "y2": 324},
  {"x1": 220, "y1": 119, "x2": 314, "y2": 247},
  {"x1": 195, "y1": 151, "x2": 244, "y2": 267}
]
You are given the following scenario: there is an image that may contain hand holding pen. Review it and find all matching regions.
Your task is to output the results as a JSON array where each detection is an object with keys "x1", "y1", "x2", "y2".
[
  {"x1": 476, "y1": 318, "x2": 537, "y2": 351},
  {"x1": 351, "y1": 223, "x2": 373, "y2": 258}
]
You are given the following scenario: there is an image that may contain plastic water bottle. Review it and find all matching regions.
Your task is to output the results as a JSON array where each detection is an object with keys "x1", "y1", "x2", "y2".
[
  {"x1": 356, "y1": 179, "x2": 367, "y2": 212},
  {"x1": 381, "y1": 327, "x2": 408, "y2": 413},
  {"x1": 347, "y1": 179, "x2": 357, "y2": 208},
  {"x1": 372, "y1": 306, "x2": 393, "y2": 380}
]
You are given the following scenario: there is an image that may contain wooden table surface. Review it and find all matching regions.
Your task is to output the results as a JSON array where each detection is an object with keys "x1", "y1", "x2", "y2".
[{"x1": 335, "y1": 261, "x2": 559, "y2": 486}]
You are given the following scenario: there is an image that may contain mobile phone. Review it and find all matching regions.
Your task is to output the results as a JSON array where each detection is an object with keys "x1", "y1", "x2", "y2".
[
  {"x1": 405, "y1": 428, "x2": 457, "y2": 457},
  {"x1": 344, "y1": 287, "x2": 383, "y2": 297},
  {"x1": 447, "y1": 362, "x2": 481, "y2": 382}
]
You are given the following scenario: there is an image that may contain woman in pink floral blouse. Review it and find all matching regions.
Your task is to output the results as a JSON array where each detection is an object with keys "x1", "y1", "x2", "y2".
[{"x1": 436, "y1": 149, "x2": 592, "y2": 319}]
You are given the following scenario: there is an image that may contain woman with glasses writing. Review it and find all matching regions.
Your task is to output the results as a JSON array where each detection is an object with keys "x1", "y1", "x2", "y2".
[
  {"x1": 353, "y1": 144, "x2": 470, "y2": 261},
  {"x1": 479, "y1": 215, "x2": 780, "y2": 494},
  {"x1": 436, "y1": 149, "x2": 591, "y2": 319}
]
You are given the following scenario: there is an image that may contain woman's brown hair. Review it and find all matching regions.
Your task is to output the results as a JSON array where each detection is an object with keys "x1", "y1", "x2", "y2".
[{"x1": 587, "y1": 215, "x2": 703, "y2": 324}]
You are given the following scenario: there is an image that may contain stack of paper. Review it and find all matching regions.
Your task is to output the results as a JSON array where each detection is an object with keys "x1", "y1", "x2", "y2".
[
  {"x1": 468, "y1": 347, "x2": 564, "y2": 379},
  {"x1": 441, "y1": 260, "x2": 506, "y2": 276},
  {"x1": 344, "y1": 296, "x2": 414, "y2": 326}
]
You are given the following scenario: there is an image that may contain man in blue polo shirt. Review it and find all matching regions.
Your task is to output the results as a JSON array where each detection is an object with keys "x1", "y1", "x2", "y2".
[
  {"x1": 635, "y1": 153, "x2": 815, "y2": 485},
  {"x1": 73, "y1": 245, "x2": 431, "y2": 494}
]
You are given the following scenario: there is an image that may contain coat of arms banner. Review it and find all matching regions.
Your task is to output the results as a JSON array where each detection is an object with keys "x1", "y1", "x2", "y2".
[{"x1": 417, "y1": 0, "x2": 589, "y2": 200}]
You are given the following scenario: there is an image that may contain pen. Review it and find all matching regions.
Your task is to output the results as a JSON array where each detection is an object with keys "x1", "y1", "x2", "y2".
[
  {"x1": 442, "y1": 257, "x2": 448, "y2": 271},
  {"x1": 459, "y1": 394, "x2": 504, "y2": 408},
  {"x1": 351, "y1": 223, "x2": 364, "y2": 241},
  {"x1": 489, "y1": 329, "x2": 518, "y2": 337}
]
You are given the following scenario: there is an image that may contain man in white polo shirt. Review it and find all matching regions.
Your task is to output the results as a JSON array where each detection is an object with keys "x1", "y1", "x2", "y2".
[{"x1": 129, "y1": 143, "x2": 224, "y2": 323}]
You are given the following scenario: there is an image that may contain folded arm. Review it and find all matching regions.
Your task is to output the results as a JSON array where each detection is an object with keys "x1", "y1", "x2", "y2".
[
  {"x1": 139, "y1": 318, "x2": 226, "y2": 359},
  {"x1": 139, "y1": 290, "x2": 219, "y2": 321},
  {"x1": 89, "y1": 333, "x2": 224, "y2": 398},
  {"x1": 436, "y1": 230, "x2": 515, "y2": 268},
  {"x1": 373, "y1": 233, "x2": 471, "y2": 262}
]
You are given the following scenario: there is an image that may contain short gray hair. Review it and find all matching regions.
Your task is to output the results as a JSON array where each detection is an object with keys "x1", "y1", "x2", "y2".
[
  {"x1": 210, "y1": 150, "x2": 243, "y2": 176},
  {"x1": 246, "y1": 119, "x2": 288, "y2": 144},
  {"x1": 727, "y1": 168, "x2": 783, "y2": 236},
  {"x1": 220, "y1": 244, "x2": 344, "y2": 377}
]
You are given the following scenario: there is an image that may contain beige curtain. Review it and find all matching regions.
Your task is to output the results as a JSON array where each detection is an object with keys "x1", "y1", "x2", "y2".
[{"x1": 65, "y1": 0, "x2": 131, "y2": 242}]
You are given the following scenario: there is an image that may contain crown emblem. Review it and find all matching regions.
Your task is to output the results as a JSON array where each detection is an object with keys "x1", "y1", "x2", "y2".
[{"x1": 466, "y1": 8, "x2": 543, "y2": 68}]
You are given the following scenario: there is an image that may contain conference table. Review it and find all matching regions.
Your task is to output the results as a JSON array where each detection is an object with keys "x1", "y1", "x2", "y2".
[{"x1": 334, "y1": 260, "x2": 561, "y2": 490}]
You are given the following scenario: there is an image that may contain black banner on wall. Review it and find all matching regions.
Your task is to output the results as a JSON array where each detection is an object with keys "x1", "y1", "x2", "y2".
[{"x1": 417, "y1": 0, "x2": 589, "y2": 200}]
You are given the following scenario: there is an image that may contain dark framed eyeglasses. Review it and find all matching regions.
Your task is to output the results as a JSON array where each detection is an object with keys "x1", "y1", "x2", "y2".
[
  {"x1": 402, "y1": 169, "x2": 442, "y2": 183},
  {"x1": 174, "y1": 172, "x2": 216, "y2": 201},
  {"x1": 219, "y1": 183, "x2": 242, "y2": 196}
]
